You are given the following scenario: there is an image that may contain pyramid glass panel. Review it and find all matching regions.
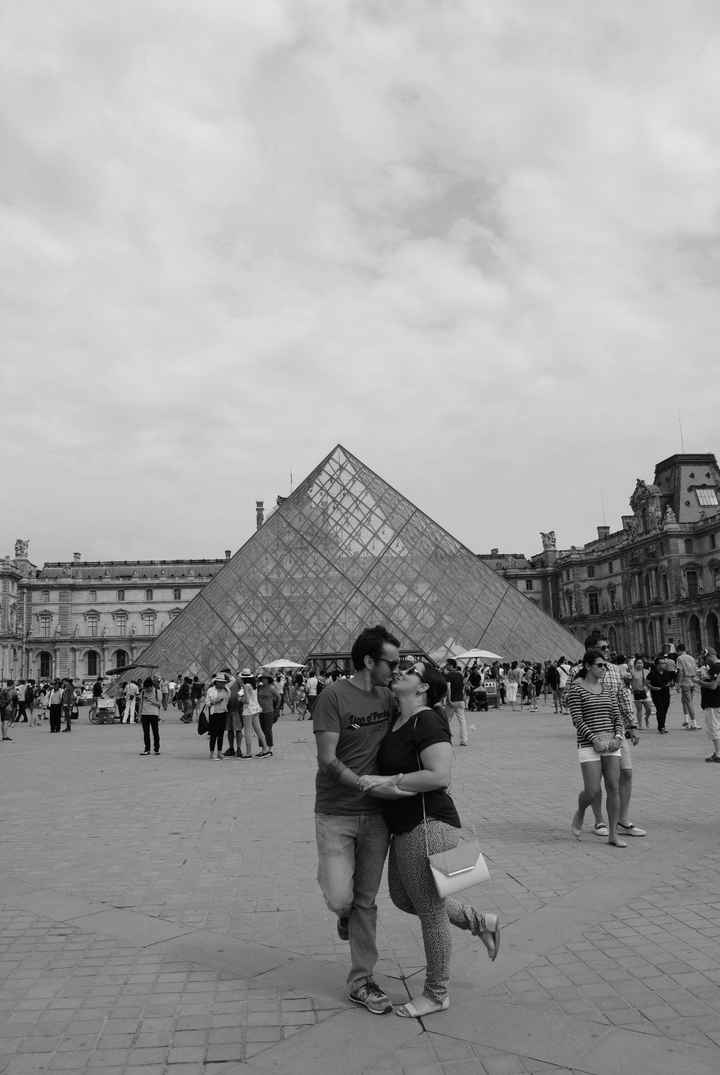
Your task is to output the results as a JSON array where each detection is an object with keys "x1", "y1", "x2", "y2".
[{"x1": 126, "y1": 445, "x2": 582, "y2": 679}]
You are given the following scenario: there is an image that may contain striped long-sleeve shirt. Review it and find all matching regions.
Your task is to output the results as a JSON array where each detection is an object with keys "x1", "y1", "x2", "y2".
[
  {"x1": 567, "y1": 680, "x2": 623, "y2": 748},
  {"x1": 567, "y1": 661, "x2": 635, "y2": 733}
]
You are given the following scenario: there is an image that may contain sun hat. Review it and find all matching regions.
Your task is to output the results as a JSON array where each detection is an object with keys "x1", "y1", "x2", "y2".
[{"x1": 240, "y1": 668, "x2": 253, "y2": 678}]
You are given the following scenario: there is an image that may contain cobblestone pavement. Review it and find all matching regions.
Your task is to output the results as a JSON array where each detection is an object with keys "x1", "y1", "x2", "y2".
[{"x1": 1, "y1": 696, "x2": 719, "y2": 1074}]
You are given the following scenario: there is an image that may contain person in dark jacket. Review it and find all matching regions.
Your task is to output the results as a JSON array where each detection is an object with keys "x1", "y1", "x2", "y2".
[
  {"x1": 646, "y1": 656, "x2": 675, "y2": 734},
  {"x1": 61, "y1": 679, "x2": 74, "y2": 732},
  {"x1": 257, "y1": 674, "x2": 280, "y2": 752},
  {"x1": 139, "y1": 677, "x2": 161, "y2": 755}
]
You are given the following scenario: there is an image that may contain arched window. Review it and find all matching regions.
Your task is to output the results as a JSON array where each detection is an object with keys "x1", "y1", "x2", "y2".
[
  {"x1": 647, "y1": 620, "x2": 656, "y2": 654},
  {"x1": 686, "y1": 570, "x2": 699, "y2": 600},
  {"x1": 706, "y1": 612, "x2": 720, "y2": 654},
  {"x1": 687, "y1": 615, "x2": 702, "y2": 655},
  {"x1": 86, "y1": 650, "x2": 100, "y2": 677},
  {"x1": 39, "y1": 652, "x2": 52, "y2": 679},
  {"x1": 113, "y1": 649, "x2": 129, "y2": 670}
]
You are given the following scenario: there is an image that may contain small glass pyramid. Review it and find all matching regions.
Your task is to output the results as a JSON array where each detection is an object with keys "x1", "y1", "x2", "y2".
[{"x1": 132, "y1": 445, "x2": 581, "y2": 677}]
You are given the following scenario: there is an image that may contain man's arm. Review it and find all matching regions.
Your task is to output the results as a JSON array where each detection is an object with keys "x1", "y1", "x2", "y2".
[
  {"x1": 316, "y1": 730, "x2": 363, "y2": 790},
  {"x1": 316, "y1": 731, "x2": 412, "y2": 798}
]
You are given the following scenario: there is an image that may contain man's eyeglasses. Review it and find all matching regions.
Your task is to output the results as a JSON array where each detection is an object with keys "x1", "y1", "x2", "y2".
[
  {"x1": 594, "y1": 661, "x2": 608, "y2": 669},
  {"x1": 377, "y1": 657, "x2": 399, "y2": 672}
]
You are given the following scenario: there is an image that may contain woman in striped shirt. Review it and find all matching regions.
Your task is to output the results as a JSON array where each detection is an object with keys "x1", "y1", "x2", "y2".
[{"x1": 568, "y1": 649, "x2": 626, "y2": 848}]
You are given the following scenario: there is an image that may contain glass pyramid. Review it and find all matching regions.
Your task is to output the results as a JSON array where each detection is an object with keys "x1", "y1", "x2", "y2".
[{"x1": 132, "y1": 445, "x2": 582, "y2": 677}]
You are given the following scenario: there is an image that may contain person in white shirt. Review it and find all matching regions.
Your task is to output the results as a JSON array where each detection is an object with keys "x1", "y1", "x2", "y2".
[
  {"x1": 306, "y1": 673, "x2": 319, "y2": 714},
  {"x1": 123, "y1": 680, "x2": 139, "y2": 724},
  {"x1": 675, "y1": 643, "x2": 699, "y2": 730}
]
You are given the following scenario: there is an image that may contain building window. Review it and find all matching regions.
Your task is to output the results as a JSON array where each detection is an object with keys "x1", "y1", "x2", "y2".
[
  {"x1": 114, "y1": 649, "x2": 129, "y2": 669},
  {"x1": 117, "y1": 589, "x2": 125, "y2": 601},
  {"x1": 607, "y1": 560, "x2": 613, "y2": 573},
  {"x1": 87, "y1": 651, "x2": 99, "y2": 677},
  {"x1": 86, "y1": 612, "x2": 99, "y2": 637},
  {"x1": 114, "y1": 612, "x2": 127, "y2": 637},
  {"x1": 39, "y1": 613, "x2": 52, "y2": 638},
  {"x1": 173, "y1": 587, "x2": 181, "y2": 601},
  {"x1": 711, "y1": 534, "x2": 717, "y2": 550},
  {"x1": 89, "y1": 589, "x2": 97, "y2": 602},
  {"x1": 142, "y1": 611, "x2": 155, "y2": 635},
  {"x1": 684, "y1": 539, "x2": 693, "y2": 554},
  {"x1": 608, "y1": 585, "x2": 616, "y2": 610},
  {"x1": 587, "y1": 565, "x2": 595, "y2": 578},
  {"x1": 145, "y1": 588, "x2": 153, "y2": 601},
  {"x1": 39, "y1": 652, "x2": 52, "y2": 679},
  {"x1": 662, "y1": 574, "x2": 670, "y2": 601},
  {"x1": 41, "y1": 589, "x2": 50, "y2": 602},
  {"x1": 686, "y1": 570, "x2": 699, "y2": 600},
  {"x1": 525, "y1": 579, "x2": 533, "y2": 591},
  {"x1": 697, "y1": 489, "x2": 718, "y2": 507},
  {"x1": 588, "y1": 592, "x2": 600, "y2": 615}
]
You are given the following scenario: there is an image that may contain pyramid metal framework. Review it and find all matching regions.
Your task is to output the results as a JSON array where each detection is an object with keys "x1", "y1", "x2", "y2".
[{"x1": 131, "y1": 445, "x2": 582, "y2": 677}]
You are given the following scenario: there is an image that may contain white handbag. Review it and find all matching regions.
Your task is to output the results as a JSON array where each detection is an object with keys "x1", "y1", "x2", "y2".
[
  {"x1": 421, "y1": 793, "x2": 490, "y2": 897},
  {"x1": 412, "y1": 715, "x2": 491, "y2": 898}
]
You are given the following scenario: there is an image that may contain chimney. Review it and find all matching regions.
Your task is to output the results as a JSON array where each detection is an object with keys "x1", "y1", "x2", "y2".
[
  {"x1": 256, "y1": 501, "x2": 264, "y2": 530},
  {"x1": 596, "y1": 526, "x2": 610, "y2": 541},
  {"x1": 224, "y1": 549, "x2": 231, "y2": 560},
  {"x1": 73, "y1": 552, "x2": 82, "y2": 562}
]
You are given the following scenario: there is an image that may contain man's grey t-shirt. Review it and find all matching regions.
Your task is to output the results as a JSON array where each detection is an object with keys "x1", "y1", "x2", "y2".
[{"x1": 313, "y1": 679, "x2": 394, "y2": 815}]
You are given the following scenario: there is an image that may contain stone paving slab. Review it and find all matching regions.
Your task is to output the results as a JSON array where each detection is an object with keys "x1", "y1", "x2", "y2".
[{"x1": 1, "y1": 698, "x2": 719, "y2": 1074}]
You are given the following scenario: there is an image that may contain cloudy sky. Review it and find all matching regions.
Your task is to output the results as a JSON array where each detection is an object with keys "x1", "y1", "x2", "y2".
[{"x1": 3, "y1": 1, "x2": 720, "y2": 567}]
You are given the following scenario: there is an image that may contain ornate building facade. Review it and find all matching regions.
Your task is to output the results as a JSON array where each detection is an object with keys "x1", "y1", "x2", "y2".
[
  {"x1": 483, "y1": 454, "x2": 720, "y2": 656},
  {"x1": 0, "y1": 542, "x2": 230, "y2": 682}
]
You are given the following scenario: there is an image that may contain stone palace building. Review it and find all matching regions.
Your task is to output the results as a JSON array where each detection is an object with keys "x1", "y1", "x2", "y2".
[
  {"x1": 0, "y1": 544, "x2": 230, "y2": 682},
  {"x1": 480, "y1": 453, "x2": 720, "y2": 657}
]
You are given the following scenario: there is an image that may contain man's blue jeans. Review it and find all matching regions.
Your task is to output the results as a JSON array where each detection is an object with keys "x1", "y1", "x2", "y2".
[{"x1": 315, "y1": 812, "x2": 390, "y2": 989}]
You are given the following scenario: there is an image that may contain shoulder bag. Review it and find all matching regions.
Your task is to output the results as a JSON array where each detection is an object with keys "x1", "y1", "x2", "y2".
[
  {"x1": 421, "y1": 791, "x2": 490, "y2": 898},
  {"x1": 414, "y1": 716, "x2": 490, "y2": 898}
]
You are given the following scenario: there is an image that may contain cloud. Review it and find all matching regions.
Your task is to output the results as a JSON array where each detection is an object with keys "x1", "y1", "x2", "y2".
[{"x1": 2, "y1": 1, "x2": 720, "y2": 564}]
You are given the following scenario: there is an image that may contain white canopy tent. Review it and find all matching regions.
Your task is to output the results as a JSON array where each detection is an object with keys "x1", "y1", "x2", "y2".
[
  {"x1": 454, "y1": 649, "x2": 504, "y2": 662},
  {"x1": 261, "y1": 658, "x2": 305, "y2": 669}
]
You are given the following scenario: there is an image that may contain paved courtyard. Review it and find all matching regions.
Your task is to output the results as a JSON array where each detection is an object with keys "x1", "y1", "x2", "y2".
[{"x1": 1, "y1": 696, "x2": 719, "y2": 1075}]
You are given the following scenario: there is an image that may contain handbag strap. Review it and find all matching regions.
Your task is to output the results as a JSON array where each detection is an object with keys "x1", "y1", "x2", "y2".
[{"x1": 413, "y1": 715, "x2": 432, "y2": 858}]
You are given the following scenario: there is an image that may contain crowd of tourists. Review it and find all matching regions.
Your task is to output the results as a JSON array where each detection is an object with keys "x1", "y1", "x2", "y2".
[{"x1": 3, "y1": 622, "x2": 719, "y2": 1025}]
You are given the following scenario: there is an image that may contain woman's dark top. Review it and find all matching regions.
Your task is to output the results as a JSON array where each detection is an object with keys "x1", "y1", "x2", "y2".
[
  {"x1": 377, "y1": 707, "x2": 461, "y2": 835},
  {"x1": 700, "y1": 661, "x2": 720, "y2": 709}
]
